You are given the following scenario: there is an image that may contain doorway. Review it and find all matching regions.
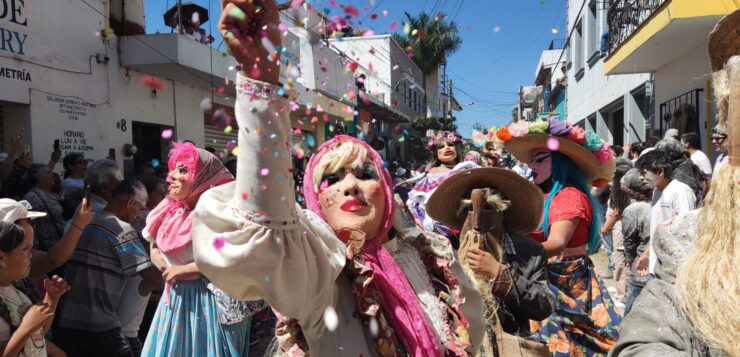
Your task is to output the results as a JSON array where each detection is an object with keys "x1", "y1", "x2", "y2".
[{"x1": 131, "y1": 121, "x2": 174, "y2": 176}]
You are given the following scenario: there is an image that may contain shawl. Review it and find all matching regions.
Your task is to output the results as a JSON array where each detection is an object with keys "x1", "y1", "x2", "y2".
[
  {"x1": 144, "y1": 142, "x2": 234, "y2": 252},
  {"x1": 303, "y1": 135, "x2": 442, "y2": 357}
]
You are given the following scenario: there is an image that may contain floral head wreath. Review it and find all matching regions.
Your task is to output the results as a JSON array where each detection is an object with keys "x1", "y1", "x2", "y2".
[
  {"x1": 427, "y1": 131, "x2": 463, "y2": 152},
  {"x1": 472, "y1": 127, "x2": 504, "y2": 157}
]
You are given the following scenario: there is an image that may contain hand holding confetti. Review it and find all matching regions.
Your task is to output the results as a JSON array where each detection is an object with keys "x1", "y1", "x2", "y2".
[{"x1": 220, "y1": 0, "x2": 282, "y2": 84}]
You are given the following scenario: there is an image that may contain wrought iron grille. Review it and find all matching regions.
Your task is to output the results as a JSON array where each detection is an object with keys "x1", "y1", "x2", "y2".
[
  {"x1": 658, "y1": 89, "x2": 703, "y2": 138},
  {"x1": 606, "y1": 0, "x2": 666, "y2": 54}
]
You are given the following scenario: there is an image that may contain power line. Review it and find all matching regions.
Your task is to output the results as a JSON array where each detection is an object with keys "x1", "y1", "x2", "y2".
[{"x1": 451, "y1": 0, "x2": 465, "y2": 23}]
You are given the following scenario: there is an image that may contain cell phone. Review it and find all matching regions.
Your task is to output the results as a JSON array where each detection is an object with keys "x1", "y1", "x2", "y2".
[
  {"x1": 108, "y1": 148, "x2": 116, "y2": 160},
  {"x1": 84, "y1": 185, "x2": 91, "y2": 203},
  {"x1": 54, "y1": 139, "x2": 60, "y2": 152}
]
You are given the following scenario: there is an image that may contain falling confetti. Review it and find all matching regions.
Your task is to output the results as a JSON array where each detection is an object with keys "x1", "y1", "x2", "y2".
[
  {"x1": 547, "y1": 137, "x2": 560, "y2": 151},
  {"x1": 241, "y1": 192, "x2": 248, "y2": 200},
  {"x1": 141, "y1": 75, "x2": 165, "y2": 91},
  {"x1": 227, "y1": 6, "x2": 246, "y2": 21},
  {"x1": 403, "y1": 23, "x2": 411, "y2": 35},
  {"x1": 152, "y1": 159, "x2": 160, "y2": 168},
  {"x1": 306, "y1": 134, "x2": 316, "y2": 147},
  {"x1": 382, "y1": 10, "x2": 388, "y2": 16},
  {"x1": 213, "y1": 236, "x2": 225, "y2": 250},
  {"x1": 551, "y1": 27, "x2": 559, "y2": 34},
  {"x1": 260, "y1": 168, "x2": 270, "y2": 176},
  {"x1": 200, "y1": 97, "x2": 212, "y2": 112},
  {"x1": 493, "y1": 26, "x2": 501, "y2": 33},
  {"x1": 161, "y1": 129, "x2": 173, "y2": 139},
  {"x1": 389, "y1": 21, "x2": 398, "y2": 31},
  {"x1": 323, "y1": 306, "x2": 339, "y2": 331},
  {"x1": 224, "y1": 125, "x2": 233, "y2": 134}
]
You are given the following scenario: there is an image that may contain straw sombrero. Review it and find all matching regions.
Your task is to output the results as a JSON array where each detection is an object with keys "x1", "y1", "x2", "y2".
[
  {"x1": 499, "y1": 117, "x2": 616, "y2": 184},
  {"x1": 426, "y1": 167, "x2": 544, "y2": 234},
  {"x1": 708, "y1": 9, "x2": 740, "y2": 71}
]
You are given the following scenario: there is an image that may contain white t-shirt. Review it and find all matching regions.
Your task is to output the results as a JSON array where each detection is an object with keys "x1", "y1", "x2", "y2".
[
  {"x1": 649, "y1": 180, "x2": 696, "y2": 274},
  {"x1": 0, "y1": 286, "x2": 46, "y2": 357},
  {"x1": 690, "y1": 150, "x2": 712, "y2": 176},
  {"x1": 117, "y1": 276, "x2": 151, "y2": 338},
  {"x1": 713, "y1": 153, "x2": 729, "y2": 179}
]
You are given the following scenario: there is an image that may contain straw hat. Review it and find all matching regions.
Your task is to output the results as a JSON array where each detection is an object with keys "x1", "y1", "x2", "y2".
[
  {"x1": 708, "y1": 9, "x2": 740, "y2": 71},
  {"x1": 426, "y1": 167, "x2": 544, "y2": 234},
  {"x1": 499, "y1": 118, "x2": 616, "y2": 183}
]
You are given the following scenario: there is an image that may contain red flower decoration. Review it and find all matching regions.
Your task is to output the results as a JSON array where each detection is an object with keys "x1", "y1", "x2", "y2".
[
  {"x1": 565, "y1": 126, "x2": 586, "y2": 144},
  {"x1": 497, "y1": 127, "x2": 512, "y2": 142}
]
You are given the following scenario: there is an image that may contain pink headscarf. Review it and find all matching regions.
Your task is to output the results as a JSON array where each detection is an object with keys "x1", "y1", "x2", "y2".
[
  {"x1": 303, "y1": 135, "x2": 442, "y2": 357},
  {"x1": 145, "y1": 142, "x2": 234, "y2": 253}
]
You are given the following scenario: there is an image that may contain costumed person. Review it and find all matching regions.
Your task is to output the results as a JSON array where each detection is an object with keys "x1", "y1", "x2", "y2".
[
  {"x1": 499, "y1": 117, "x2": 622, "y2": 356},
  {"x1": 141, "y1": 142, "x2": 258, "y2": 356},
  {"x1": 190, "y1": 1, "x2": 485, "y2": 355},
  {"x1": 426, "y1": 167, "x2": 555, "y2": 356},
  {"x1": 472, "y1": 128, "x2": 504, "y2": 168},
  {"x1": 407, "y1": 131, "x2": 477, "y2": 248},
  {"x1": 610, "y1": 12, "x2": 740, "y2": 356},
  {"x1": 464, "y1": 151, "x2": 484, "y2": 166}
]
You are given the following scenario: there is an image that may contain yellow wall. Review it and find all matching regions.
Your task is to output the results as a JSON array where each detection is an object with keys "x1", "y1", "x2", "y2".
[{"x1": 605, "y1": 0, "x2": 740, "y2": 73}]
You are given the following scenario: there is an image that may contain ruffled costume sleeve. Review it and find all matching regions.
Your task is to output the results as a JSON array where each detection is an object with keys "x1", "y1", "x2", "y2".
[
  {"x1": 548, "y1": 187, "x2": 593, "y2": 223},
  {"x1": 191, "y1": 74, "x2": 347, "y2": 326}
]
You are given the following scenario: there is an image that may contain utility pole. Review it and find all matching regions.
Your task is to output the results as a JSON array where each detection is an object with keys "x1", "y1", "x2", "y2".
[{"x1": 446, "y1": 79, "x2": 453, "y2": 130}]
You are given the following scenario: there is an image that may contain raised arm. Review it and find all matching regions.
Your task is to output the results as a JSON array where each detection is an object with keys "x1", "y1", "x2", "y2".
[{"x1": 192, "y1": 0, "x2": 346, "y2": 324}]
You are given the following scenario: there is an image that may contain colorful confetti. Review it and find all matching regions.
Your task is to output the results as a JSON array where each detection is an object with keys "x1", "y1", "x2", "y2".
[
  {"x1": 141, "y1": 75, "x2": 165, "y2": 91},
  {"x1": 213, "y1": 236, "x2": 225, "y2": 250},
  {"x1": 161, "y1": 129, "x2": 173, "y2": 139},
  {"x1": 260, "y1": 168, "x2": 270, "y2": 176}
]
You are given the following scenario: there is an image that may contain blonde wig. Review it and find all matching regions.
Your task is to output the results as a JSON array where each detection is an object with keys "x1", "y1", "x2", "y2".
[
  {"x1": 311, "y1": 141, "x2": 369, "y2": 188},
  {"x1": 675, "y1": 68, "x2": 739, "y2": 355},
  {"x1": 457, "y1": 188, "x2": 511, "y2": 323}
]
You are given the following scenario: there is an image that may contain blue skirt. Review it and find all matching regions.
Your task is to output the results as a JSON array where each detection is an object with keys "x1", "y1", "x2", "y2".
[{"x1": 141, "y1": 279, "x2": 251, "y2": 356}]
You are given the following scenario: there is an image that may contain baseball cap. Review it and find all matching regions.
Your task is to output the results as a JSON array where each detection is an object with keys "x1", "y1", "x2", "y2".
[{"x1": 0, "y1": 199, "x2": 47, "y2": 223}]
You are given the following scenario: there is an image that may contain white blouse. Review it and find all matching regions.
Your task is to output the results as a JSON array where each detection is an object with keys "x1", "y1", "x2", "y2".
[{"x1": 192, "y1": 74, "x2": 483, "y2": 356}]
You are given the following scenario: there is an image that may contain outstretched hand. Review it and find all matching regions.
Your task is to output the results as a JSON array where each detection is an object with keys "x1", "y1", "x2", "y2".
[{"x1": 220, "y1": 0, "x2": 282, "y2": 84}]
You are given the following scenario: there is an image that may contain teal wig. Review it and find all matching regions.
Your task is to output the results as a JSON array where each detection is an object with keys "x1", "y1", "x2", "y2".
[{"x1": 540, "y1": 152, "x2": 602, "y2": 254}]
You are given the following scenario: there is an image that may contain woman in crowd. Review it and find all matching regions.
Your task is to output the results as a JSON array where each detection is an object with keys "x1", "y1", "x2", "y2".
[
  {"x1": 617, "y1": 168, "x2": 652, "y2": 315},
  {"x1": 191, "y1": 2, "x2": 485, "y2": 355},
  {"x1": 60, "y1": 153, "x2": 86, "y2": 196},
  {"x1": 500, "y1": 117, "x2": 621, "y2": 355},
  {"x1": 599, "y1": 158, "x2": 633, "y2": 306},
  {"x1": 140, "y1": 142, "x2": 253, "y2": 356},
  {"x1": 610, "y1": 12, "x2": 739, "y2": 355},
  {"x1": 426, "y1": 167, "x2": 555, "y2": 356},
  {"x1": 407, "y1": 131, "x2": 477, "y2": 248},
  {"x1": 22, "y1": 164, "x2": 65, "y2": 251},
  {"x1": 131, "y1": 174, "x2": 167, "y2": 235}
]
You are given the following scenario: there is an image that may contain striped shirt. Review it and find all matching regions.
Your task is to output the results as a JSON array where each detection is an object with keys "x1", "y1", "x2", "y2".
[{"x1": 57, "y1": 211, "x2": 152, "y2": 332}]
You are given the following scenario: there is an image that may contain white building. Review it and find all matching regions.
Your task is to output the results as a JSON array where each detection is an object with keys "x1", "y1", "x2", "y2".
[
  {"x1": 0, "y1": 0, "x2": 354, "y2": 177},
  {"x1": 603, "y1": 0, "x2": 738, "y2": 154},
  {"x1": 565, "y1": 0, "x2": 652, "y2": 146}
]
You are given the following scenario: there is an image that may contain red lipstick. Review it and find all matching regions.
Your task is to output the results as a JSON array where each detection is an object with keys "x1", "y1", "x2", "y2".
[{"x1": 340, "y1": 197, "x2": 367, "y2": 212}]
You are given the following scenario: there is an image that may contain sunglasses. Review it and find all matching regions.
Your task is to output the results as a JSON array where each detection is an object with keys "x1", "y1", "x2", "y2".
[{"x1": 711, "y1": 136, "x2": 727, "y2": 142}]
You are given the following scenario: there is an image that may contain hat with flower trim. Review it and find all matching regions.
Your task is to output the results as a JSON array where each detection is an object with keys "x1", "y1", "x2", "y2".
[{"x1": 500, "y1": 117, "x2": 616, "y2": 186}]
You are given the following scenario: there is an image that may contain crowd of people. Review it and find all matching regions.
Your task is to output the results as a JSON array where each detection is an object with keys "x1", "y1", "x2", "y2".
[{"x1": 0, "y1": 1, "x2": 737, "y2": 356}]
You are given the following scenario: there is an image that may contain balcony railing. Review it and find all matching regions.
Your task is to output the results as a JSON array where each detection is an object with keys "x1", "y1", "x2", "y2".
[
  {"x1": 606, "y1": 0, "x2": 666, "y2": 54},
  {"x1": 548, "y1": 39, "x2": 566, "y2": 50}
]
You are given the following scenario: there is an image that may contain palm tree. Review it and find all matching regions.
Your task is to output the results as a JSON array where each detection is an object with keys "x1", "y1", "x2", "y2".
[{"x1": 393, "y1": 12, "x2": 462, "y2": 118}]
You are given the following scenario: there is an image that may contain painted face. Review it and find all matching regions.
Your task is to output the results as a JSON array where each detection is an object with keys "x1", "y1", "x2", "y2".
[
  {"x1": 711, "y1": 134, "x2": 728, "y2": 153},
  {"x1": 317, "y1": 161, "x2": 387, "y2": 244},
  {"x1": 639, "y1": 169, "x2": 658, "y2": 191},
  {"x1": 167, "y1": 162, "x2": 193, "y2": 201},
  {"x1": 436, "y1": 142, "x2": 457, "y2": 165},
  {"x1": 3, "y1": 220, "x2": 35, "y2": 280},
  {"x1": 529, "y1": 151, "x2": 552, "y2": 185}
]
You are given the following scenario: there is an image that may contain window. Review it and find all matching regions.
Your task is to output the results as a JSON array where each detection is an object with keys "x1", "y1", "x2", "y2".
[
  {"x1": 573, "y1": 19, "x2": 584, "y2": 80},
  {"x1": 587, "y1": 0, "x2": 598, "y2": 61}
]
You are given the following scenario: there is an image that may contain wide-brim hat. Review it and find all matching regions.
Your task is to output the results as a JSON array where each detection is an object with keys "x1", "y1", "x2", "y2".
[
  {"x1": 426, "y1": 167, "x2": 544, "y2": 234},
  {"x1": 504, "y1": 134, "x2": 616, "y2": 182},
  {"x1": 708, "y1": 9, "x2": 740, "y2": 71},
  {"x1": 0, "y1": 199, "x2": 47, "y2": 223}
]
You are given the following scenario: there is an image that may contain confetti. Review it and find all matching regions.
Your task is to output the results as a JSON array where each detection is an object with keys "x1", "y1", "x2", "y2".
[
  {"x1": 200, "y1": 97, "x2": 212, "y2": 112},
  {"x1": 290, "y1": 0, "x2": 304, "y2": 9},
  {"x1": 141, "y1": 75, "x2": 165, "y2": 91},
  {"x1": 389, "y1": 22, "x2": 398, "y2": 31},
  {"x1": 493, "y1": 26, "x2": 501, "y2": 33},
  {"x1": 551, "y1": 27, "x2": 559, "y2": 34},
  {"x1": 160, "y1": 129, "x2": 173, "y2": 139},
  {"x1": 398, "y1": 136, "x2": 405, "y2": 143},
  {"x1": 241, "y1": 192, "x2": 248, "y2": 200},
  {"x1": 213, "y1": 236, "x2": 225, "y2": 250},
  {"x1": 323, "y1": 306, "x2": 339, "y2": 331},
  {"x1": 344, "y1": 5, "x2": 360, "y2": 17},
  {"x1": 224, "y1": 125, "x2": 233, "y2": 134},
  {"x1": 260, "y1": 168, "x2": 270, "y2": 176},
  {"x1": 152, "y1": 159, "x2": 160, "y2": 168},
  {"x1": 306, "y1": 134, "x2": 316, "y2": 147},
  {"x1": 547, "y1": 137, "x2": 560, "y2": 151},
  {"x1": 382, "y1": 10, "x2": 388, "y2": 16},
  {"x1": 403, "y1": 23, "x2": 411, "y2": 35},
  {"x1": 227, "y1": 6, "x2": 246, "y2": 21}
]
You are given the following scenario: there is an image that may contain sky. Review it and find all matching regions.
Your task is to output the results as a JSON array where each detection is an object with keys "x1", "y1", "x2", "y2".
[{"x1": 144, "y1": 0, "x2": 567, "y2": 137}]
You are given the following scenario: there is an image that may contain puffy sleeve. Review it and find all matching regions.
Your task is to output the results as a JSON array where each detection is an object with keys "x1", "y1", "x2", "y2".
[
  {"x1": 192, "y1": 74, "x2": 347, "y2": 326},
  {"x1": 549, "y1": 187, "x2": 593, "y2": 223}
]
